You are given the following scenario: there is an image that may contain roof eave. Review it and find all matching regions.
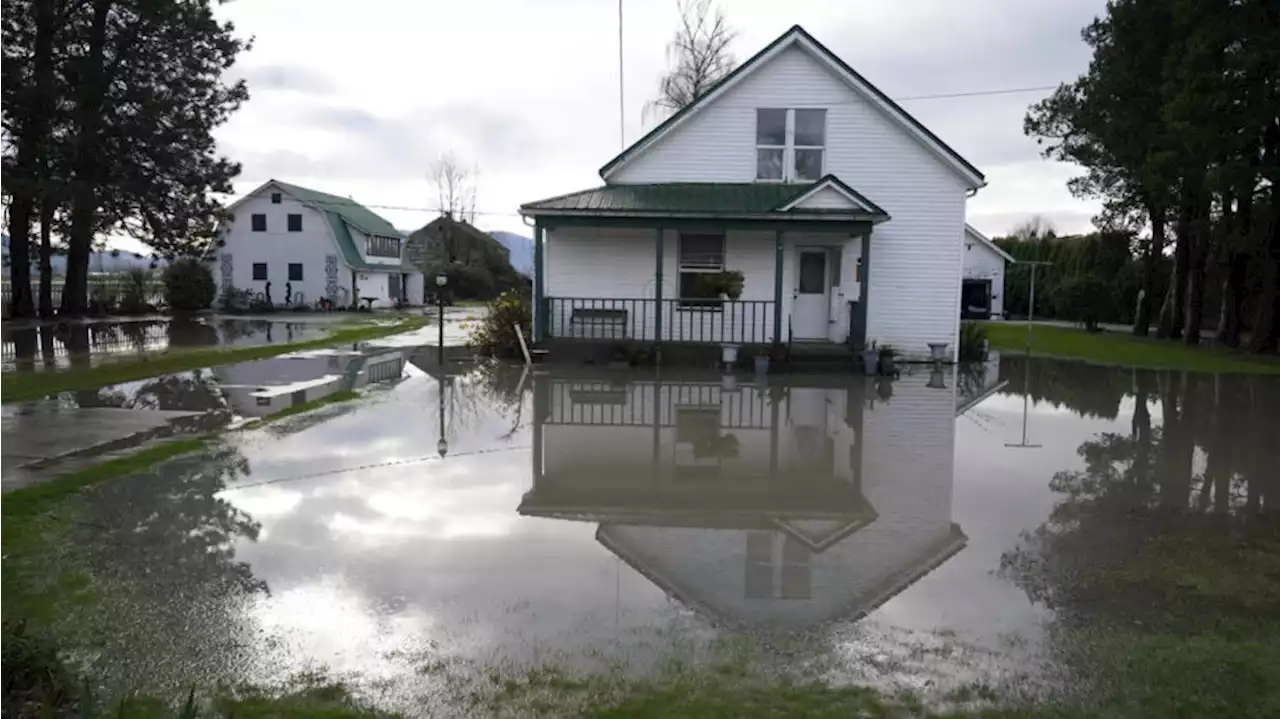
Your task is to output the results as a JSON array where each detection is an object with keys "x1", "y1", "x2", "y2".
[{"x1": 519, "y1": 208, "x2": 886, "y2": 224}]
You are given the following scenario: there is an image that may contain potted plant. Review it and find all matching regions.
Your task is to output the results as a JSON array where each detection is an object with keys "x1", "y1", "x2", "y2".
[
  {"x1": 878, "y1": 344, "x2": 898, "y2": 376},
  {"x1": 696, "y1": 270, "x2": 745, "y2": 300},
  {"x1": 721, "y1": 343, "x2": 740, "y2": 366},
  {"x1": 860, "y1": 340, "x2": 879, "y2": 375}
]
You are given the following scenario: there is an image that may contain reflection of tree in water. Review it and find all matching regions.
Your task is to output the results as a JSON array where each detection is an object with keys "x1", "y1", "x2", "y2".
[
  {"x1": 434, "y1": 360, "x2": 528, "y2": 440},
  {"x1": 999, "y1": 354, "x2": 1130, "y2": 420},
  {"x1": 74, "y1": 443, "x2": 269, "y2": 690},
  {"x1": 1001, "y1": 369, "x2": 1280, "y2": 630},
  {"x1": 166, "y1": 318, "x2": 220, "y2": 348}
]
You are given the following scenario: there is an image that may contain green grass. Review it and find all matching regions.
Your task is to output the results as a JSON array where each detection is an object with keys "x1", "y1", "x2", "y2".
[
  {"x1": 1, "y1": 439, "x2": 210, "y2": 624},
  {"x1": 983, "y1": 322, "x2": 1280, "y2": 373},
  {"x1": 0, "y1": 316, "x2": 429, "y2": 403}
]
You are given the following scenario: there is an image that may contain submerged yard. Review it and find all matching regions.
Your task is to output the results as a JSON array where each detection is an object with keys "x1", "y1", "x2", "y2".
[{"x1": 2, "y1": 350, "x2": 1278, "y2": 717}]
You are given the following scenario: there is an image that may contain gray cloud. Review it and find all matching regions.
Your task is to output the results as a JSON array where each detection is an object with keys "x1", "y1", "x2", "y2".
[
  {"x1": 967, "y1": 210, "x2": 1097, "y2": 238},
  {"x1": 236, "y1": 63, "x2": 337, "y2": 95}
]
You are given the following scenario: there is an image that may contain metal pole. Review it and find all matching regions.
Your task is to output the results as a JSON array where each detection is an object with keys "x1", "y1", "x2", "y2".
[
  {"x1": 618, "y1": 0, "x2": 625, "y2": 149},
  {"x1": 437, "y1": 289, "x2": 445, "y2": 365},
  {"x1": 1005, "y1": 349, "x2": 1042, "y2": 449},
  {"x1": 1025, "y1": 263, "x2": 1036, "y2": 352}
]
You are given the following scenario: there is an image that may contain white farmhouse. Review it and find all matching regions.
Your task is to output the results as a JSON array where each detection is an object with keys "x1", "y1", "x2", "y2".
[
  {"x1": 217, "y1": 180, "x2": 424, "y2": 309},
  {"x1": 520, "y1": 25, "x2": 986, "y2": 360},
  {"x1": 962, "y1": 224, "x2": 1013, "y2": 320}
]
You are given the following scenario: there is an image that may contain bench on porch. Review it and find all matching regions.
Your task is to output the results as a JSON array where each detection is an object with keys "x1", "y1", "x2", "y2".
[{"x1": 568, "y1": 307, "x2": 629, "y2": 339}]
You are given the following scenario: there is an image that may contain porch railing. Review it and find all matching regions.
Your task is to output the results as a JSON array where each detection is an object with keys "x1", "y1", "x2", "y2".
[{"x1": 546, "y1": 297, "x2": 775, "y2": 345}]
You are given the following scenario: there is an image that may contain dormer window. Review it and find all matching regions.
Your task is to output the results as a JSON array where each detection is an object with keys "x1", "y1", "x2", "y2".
[{"x1": 756, "y1": 108, "x2": 826, "y2": 182}]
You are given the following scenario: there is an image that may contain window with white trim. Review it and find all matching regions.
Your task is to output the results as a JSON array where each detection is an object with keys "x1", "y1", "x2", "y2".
[
  {"x1": 678, "y1": 233, "x2": 725, "y2": 307},
  {"x1": 755, "y1": 108, "x2": 826, "y2": 182}
]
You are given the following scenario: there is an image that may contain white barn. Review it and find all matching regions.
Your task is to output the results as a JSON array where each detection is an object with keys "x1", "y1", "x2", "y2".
[
  {"x1": 962, "y1": 224, "x2": 1013, "y2": 320},
  {"x1": 521, "y1": 25, "x2": 986, "y2": 360},
  {"x1": 216, "y1": 180, "x2": 424, "y2": 310}
]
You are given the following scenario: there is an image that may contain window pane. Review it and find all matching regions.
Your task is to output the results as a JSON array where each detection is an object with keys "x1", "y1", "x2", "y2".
[
  {"x1": 252, "y1": 263, "x2": 267, "y2": 280},
  {"x1": 679, "y1": 272, "x2": 722, "y2": 302},
  {"x1": 288, "y1": 263, "x2": 303, "y2": 281},
  {"x1": 755, "y1": 109, "x2": 786, "y2": 146},
  {"x1": 251, "y1": 214, "x2": 266, "y2": 231},
  {"x1": 679, "y1": 234, "x2": 724, "y2": 269},
  {"x1": 794, "y1": 109, "x2": 826, "y2": 146},
  {"x1": 795, "y1": 149, "x2": 824, "y2": 181},
  {"x1": 287, "y1": 214, "x2": 302, "y2": 232},
  {"x1": 756, "y1": 149, "x2": 784, "y2": 180},
  {"x1": 798, "y1": 251, "x2": 825, "y2": 294}
]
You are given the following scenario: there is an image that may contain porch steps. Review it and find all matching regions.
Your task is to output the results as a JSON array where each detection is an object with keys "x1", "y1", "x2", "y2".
[{"x1": 787, "y1": 342, "x2": 858, "y2": 374}]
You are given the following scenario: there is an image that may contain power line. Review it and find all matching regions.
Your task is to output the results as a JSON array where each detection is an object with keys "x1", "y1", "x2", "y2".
[{"x1": 895, "y1": 85, "x2": 1059, "y2": 101}]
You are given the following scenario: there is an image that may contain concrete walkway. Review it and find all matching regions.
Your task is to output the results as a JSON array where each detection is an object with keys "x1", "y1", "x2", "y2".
[{"x1": 1, "y1": 405, "x2": 210, "y2": 492}]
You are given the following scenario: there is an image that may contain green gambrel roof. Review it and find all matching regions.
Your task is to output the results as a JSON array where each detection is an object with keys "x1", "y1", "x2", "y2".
[
  {"x1": 521, "y1": 178, "x2": 888, "y2": 220},
  {"x1": 272, "y1": 180, "x2": 417, "y2": 272}
]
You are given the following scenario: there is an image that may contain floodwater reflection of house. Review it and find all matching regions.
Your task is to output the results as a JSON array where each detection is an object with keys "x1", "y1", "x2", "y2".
[{"x1": 521, "y1": 369, "x2": 994, "y2": 629}]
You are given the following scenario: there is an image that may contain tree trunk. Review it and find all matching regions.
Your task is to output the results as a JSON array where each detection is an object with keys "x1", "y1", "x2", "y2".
[
  {"x1": 1217, "y1": 251, "x2": 1248, "y2": 347},
  {"x1": 1157, "y1": 205, "x2": 1192, "y2": 340},
  {"x1": 38, "y1": 199, "x2": 55, "y2": 318},
  {"x1": 1247, "y1": 201, "x2": 1280, "y2": 353},
  {"x1": 61, "y1": 0, "x2": 111, "y2": 317},
  {"x1": 7, "y1": 195, "x2": 37, "y2": 319},
  {"x1": 1133, "y1": 205, "x2": 1166, "y2": 337},
  {"x1": 1182, "y1": 188, "x2": 1209, "y2": 345}
]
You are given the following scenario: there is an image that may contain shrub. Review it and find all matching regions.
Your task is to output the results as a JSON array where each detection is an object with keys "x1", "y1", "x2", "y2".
[
  {"x1": 162, "y1": 258, "x2": 216, "y2": 312},
  {"x1": 119, "y1": 269, "x2": 153, "y2": 314},
  {"x1": 1054, "y1": 273, "x2": 1112, "y2": 332},
  {"x1": 469, "y1": 290, "x2": 531, "y2": 359},
  {"x1": 958, "y1": 321, "x2": 988, "y2": 362}
]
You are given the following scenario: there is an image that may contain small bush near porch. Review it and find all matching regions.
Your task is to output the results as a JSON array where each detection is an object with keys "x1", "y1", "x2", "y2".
[{"x1": 470, "y1": 290, "x2": 532, "y2": 359}]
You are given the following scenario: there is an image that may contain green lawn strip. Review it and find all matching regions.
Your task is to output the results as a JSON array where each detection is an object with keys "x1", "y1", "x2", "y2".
[
  {"x1": 0, "y1": 317, "x2": 428, "y2": 403},
  {"x1": 983, "y1": 322, "x2": 1280, "y2": 373},
  {"x1": 1, "y1": 439, "x2": 210, "y2": 624},
  {"x1": 237, "y1": 389, "x2": 362, "y2": 431}
]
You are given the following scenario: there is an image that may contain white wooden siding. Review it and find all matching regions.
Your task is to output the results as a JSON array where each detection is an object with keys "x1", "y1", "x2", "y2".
[
  {"x1": 791, "y1": 186, "x2": 861, "y2": 210},
  {"x1": 610, "y1": 45, "x2": 969, "y2": 358},
  {"x1": 218, "y1": 190, "x2": 334, "y2": 306},
  {"x1": 962, "y1": 234, "x2": 1007, "y2": 319},
  {"x1": 545, "y1": 228, "x2": 857, "y2": 343}
]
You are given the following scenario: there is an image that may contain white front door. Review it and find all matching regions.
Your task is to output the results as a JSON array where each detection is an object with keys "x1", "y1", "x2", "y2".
[{"x1": 792, "y1": 248, "x2": 830, "y2": 339}]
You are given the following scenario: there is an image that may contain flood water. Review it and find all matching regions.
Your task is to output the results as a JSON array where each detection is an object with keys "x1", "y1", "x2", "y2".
[
  {"x1": 61, "y1": 354, "x2": 1280, "y2": 712},
  {"x1": 0, "y1": 317, "x2": 332, "y2": 371}
]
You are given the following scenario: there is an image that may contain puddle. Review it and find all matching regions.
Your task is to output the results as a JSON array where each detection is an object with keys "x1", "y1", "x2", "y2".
[
  {"x1": 1, "y1": 317, "x2": 333, "y2": 371},
  {"x1": 60, "y1": 354, "x2": 1280, "y2": 710}
]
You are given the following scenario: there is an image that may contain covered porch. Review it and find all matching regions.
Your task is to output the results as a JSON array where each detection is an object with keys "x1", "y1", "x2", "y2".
[{"x1": 521, "y1": 178, "x2": 890, "y2": 350}]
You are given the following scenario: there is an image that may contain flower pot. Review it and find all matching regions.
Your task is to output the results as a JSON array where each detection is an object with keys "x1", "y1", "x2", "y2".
[
  {"x1": 860, "y1": 349, "x2": 879, "y2": 376},
  {"x1": 754, "y1": 355, "x2": 770, "y2": 375},
  {"x1": 928, "y1": 342, "x2": 950, "y2": 362},
  {"x1": 721, "y1": 343, "x2": 740, "y2": 366}
]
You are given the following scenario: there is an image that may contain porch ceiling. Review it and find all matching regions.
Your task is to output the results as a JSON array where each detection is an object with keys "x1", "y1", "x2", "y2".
[{"x1": 520, "y1": 178, "x2": 889, "y2": 225}]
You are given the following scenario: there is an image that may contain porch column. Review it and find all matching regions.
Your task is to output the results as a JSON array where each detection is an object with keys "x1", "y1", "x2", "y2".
[
  {"x1": 533, "y1": 220, "x2": 545, "y2": 341},
  {"x1": 772, "y1": 230, "x2": 784, "y2": 344},
  {"x1": 855, "y1": 229, "x2": 871, "y2": 349},
  {"x1": 654, "y1": 227, "x2": 664, "y2": 343}
]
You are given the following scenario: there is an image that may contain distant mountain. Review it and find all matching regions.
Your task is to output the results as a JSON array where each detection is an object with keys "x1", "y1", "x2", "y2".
[
  {"x1": 488, "y1": 231, "x2": 533, "y2": 276},
  {"x1": 2, "y1": 234, "x2": 165, "y2": 276}
]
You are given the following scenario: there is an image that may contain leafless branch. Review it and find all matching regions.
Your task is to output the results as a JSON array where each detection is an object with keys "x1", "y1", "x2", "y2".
[{"x1": 644, "y1": 0, "x2": 737, "y2": 122}]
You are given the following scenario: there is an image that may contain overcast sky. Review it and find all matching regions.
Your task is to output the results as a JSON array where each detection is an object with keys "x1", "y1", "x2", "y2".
[{"x1": 206, "y1": 0, "x2": 1107, "y2": 243}]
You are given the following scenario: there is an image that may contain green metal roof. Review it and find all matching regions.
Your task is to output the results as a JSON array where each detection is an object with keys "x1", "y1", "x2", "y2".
[
  {"x1": 273, "y1": 180, "x2": 417, "y2": 272},
  {"x1": 521, "y1": 178, "x2": 888, "y2": 220}
]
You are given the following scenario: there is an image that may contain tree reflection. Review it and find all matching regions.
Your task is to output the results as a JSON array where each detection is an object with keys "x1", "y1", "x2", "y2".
[
  {"x1": 999, "y1": 354, "x2": 1129, "y2": 420},
  {"x1": 77, "y1": 443, "x2": 267, "y2": 599},
  {"x1": 1001, "y1": 369, "x2": 1280, "y2": 631}
]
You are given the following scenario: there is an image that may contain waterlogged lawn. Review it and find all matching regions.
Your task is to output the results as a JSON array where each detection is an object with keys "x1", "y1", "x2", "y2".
[
  {"x1": 983, "y1": 322, "x2": 1280, "y2": 373},
  {"x1": 0, "y1": 316, "x2": 428, "y2": 403}
]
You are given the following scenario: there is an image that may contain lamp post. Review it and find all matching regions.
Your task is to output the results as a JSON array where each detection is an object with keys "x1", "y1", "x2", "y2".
[
  {"x1": 437, "y1": 375, "x2": 449, "y2": 459},
  {"x1": 436, "y1": 272, "x2": 448, "y2": 365}
]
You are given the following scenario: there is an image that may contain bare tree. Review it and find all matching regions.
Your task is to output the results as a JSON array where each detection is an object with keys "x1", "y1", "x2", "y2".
[
  {"x1": 1011, "y1": 215, "x2": 1058, "y2": 243},
  {"x1": 645, "y1": 0, "x2": 737, "y2": 120},
  {"x1": 428, "y1": 152, "x2": 478, "y2": 224}
]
